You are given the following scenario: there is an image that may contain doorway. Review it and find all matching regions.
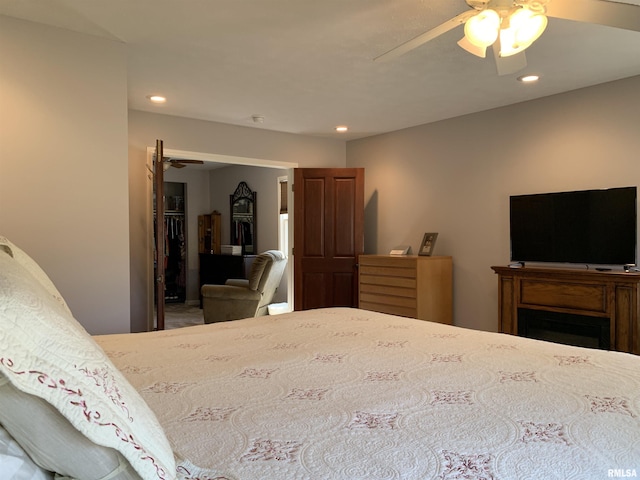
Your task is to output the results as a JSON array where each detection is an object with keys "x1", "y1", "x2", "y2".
[
  {"x1": 162, "y1": 181, "x2": 187, "y2": 304},
  {"x1": 145, "y1": 146, "x2": 297, "y2": 330}
]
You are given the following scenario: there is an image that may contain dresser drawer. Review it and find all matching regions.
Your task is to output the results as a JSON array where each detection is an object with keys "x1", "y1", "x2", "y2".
[{"x1": 358, "y1": 255, "x2": 452, "y2": 324}]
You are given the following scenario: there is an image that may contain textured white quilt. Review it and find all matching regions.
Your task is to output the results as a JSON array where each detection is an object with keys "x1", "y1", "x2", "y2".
[{"x1": 95, "y1": 308, "x2": 640, "y2": 480}]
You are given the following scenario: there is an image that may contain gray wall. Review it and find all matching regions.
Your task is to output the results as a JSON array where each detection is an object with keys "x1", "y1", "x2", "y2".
[
  {"x1": 347, "y1": 75, "x2": 640, "y2": 332},
  {"x1": 0, "y1": 17, "x2": 130, "y2": 335}
]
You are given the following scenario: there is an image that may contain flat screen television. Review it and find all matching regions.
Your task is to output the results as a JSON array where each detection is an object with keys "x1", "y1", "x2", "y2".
[{"x1": 510, "y1": 186, "x2": 637, "y2": 266}]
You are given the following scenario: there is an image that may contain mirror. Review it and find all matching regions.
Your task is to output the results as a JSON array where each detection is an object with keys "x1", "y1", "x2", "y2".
[{"x1": 230, "y1": 181, "x2": 256, "y2": 255}]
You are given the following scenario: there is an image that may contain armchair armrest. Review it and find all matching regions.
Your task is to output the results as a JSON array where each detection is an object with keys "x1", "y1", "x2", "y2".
[
  {"x1": 224, "y1": 279, "x2": 250, "y2": 288},
  {"x1": 202, "y1": 284, "x2": 259, "y2": 300},
  {"x1": 201, "y1": 284, "x2": 262, "y2": 324}
]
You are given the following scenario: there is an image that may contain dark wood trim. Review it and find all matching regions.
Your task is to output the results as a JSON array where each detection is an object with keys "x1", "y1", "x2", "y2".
[{"x1": 154, "y1": 139, "x2": 165, "y2": 330}]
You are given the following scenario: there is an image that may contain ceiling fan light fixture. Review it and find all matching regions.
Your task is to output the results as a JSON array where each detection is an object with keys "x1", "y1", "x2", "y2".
[
  {"x1": 464, "y1": 9, "x2": 500, "y2": 48},
  {"x1": 498, "y1": 27, "x2": 522, "y2": 56},
  {"x1": 457, "y1": 36, "x2": 487, "y2": 58},
  {"x1": 513, "y1": 8, "x2": 547, "y2": 44},
  {"x1": 499, "y1": 8, "x2": 547, "y2": 57}
]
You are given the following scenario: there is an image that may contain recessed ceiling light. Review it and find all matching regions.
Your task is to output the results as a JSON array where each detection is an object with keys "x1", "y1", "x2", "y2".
[
  {"x1": 517, "y1": 75, "x2": 540, "y2": 83},
  {"x1": 335, "y1": 125, "x2": 348, "y2": 132},
  {"x1": 146, "y1": 95, "x2": 167, "y2": 104}
]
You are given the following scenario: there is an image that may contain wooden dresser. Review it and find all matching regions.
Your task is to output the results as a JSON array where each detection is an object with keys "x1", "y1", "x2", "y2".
[{"x1": 358, "y1": 255, "x2": 453, "y2": 324}]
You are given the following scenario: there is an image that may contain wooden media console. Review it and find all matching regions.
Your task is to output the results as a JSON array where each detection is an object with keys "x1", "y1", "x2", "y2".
[{"x1": 491, "y1": 266, "x2": 640, "y2": 354}]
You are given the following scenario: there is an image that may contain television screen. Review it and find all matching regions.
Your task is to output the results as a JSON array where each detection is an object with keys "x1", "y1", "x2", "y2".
[{"x1": 510, "y1": 186, "x2": 637, "y2": 266}]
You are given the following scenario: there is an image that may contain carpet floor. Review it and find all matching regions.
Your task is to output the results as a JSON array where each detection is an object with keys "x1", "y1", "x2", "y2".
[{"x1": 164, "y1": 302, "x2": 204, "y2": 329}]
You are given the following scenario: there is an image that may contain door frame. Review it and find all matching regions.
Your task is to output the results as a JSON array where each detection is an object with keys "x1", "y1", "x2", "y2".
[{"x1": 145, "y1": 146, "x2": 297, "y2": 329}]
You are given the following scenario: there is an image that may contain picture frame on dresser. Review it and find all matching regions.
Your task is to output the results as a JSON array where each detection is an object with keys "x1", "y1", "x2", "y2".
[
  {"x1": 389, "y1": 245, "x2": 411, "y2": 255},
  {"x1": 419, "y1": 232, "x2": 438, "y2": 256}
]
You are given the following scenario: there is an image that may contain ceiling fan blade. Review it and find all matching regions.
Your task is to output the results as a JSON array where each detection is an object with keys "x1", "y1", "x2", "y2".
[
  {"x1": 171, "y1": 162, "x2": 186, "y2": 169},
  {"x1": 545, "y1": 0, "x2": 640, "y2": 32},
  {"x1": 492, "y1": 43, "x2": 527, "y2": 76},
  {"x1": 174, "y1": 159, "x2": 204, "y2": 165},
  {"x1": 374, "y1": 10, "x2": 477, "y2": 62}
]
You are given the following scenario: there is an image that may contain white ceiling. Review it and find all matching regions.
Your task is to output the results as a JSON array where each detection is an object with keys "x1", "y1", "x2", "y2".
[{"x1": 2, "y1": 0, "x2": 639, "y2": 140}]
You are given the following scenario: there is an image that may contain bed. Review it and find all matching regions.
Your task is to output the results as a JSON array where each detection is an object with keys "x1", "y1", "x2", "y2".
[{"x1": 1, "y1": 235, "x2": 639, "y2": 479}]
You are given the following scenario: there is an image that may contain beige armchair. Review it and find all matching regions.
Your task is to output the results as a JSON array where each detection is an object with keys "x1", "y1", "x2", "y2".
[{"x1": 201, "y1": 250, "x2": 287, "y2": 324}]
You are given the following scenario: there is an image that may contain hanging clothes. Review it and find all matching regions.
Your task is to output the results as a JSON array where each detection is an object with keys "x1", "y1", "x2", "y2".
[{"x1": 164, "y1": 214, "x2": 186, "y2": 302}]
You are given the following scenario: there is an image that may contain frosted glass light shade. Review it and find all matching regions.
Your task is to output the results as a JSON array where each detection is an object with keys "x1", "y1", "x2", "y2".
[
  {"x1": 499, "y1": 8, "x2": 547, "y2": 57},
  {"x1": 457, "y1": 35, "x2": 487, "y2": 58},
  {"x1": 464, "y1": 9, "x2": 500, "y2": 48}
]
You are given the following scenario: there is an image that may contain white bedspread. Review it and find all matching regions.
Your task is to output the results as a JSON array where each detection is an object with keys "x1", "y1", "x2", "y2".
[{"x1": 95, "y1": 308, "x2": 640, "y2": 480}]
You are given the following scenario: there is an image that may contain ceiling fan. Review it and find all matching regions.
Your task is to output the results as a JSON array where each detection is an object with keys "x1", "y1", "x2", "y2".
[
  {"x1": 154, "y1": 156, "x2": 205, "y2": 171},
  {"x1": 163, "y1": 157, "x2": 204, "y2": 169},
  {"x1": 375, "y1": 0, "x2": 640, "y2": 75}
]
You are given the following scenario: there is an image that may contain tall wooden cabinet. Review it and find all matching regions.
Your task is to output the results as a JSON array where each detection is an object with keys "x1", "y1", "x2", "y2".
[
  {"x1": 359, "y1": 255, "x2": 453, "y2": 324},
  {"x1": 198, "y1": 211, "x2": 221, "y2": 255}
]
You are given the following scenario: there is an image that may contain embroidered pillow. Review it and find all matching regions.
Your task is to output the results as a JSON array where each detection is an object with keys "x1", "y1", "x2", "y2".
[
  {"x1": 0, "y1": 247, "x2": 176, "y2": 480},
  {"x1": 0, "y1": 236, "x2": 71, "y2": 314}
]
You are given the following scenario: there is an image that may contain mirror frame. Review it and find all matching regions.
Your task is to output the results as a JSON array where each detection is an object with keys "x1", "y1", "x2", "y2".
[{"x1": 230, "y1": 181, "x2": 256, "y2": 255}]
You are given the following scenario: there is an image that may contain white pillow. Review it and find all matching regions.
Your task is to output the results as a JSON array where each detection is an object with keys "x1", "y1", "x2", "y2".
[
  {"x1": 0, "y1": 236, "x2": 71, "y2": 314},
  {"x1": 0, "y1": 245, "x2": 176, "y2": 480}
]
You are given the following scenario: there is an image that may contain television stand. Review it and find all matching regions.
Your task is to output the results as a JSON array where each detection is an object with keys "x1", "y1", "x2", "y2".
[{"x1": 491, "y1": 265, "x2": 640, "y2": 354}]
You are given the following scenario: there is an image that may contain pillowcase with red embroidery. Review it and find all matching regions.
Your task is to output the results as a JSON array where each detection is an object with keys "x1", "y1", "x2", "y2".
[{"x1": 0, "y1": 243, "x2": 176, "y2": 480}]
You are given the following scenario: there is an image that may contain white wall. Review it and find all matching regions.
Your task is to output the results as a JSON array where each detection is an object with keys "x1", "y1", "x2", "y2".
[
  {"x1": 347, "y1": 76, "x2": 640, "y2": 333},
  {"x1": 0, "y1": 17, "x2": 130, "y2": 335},
  {"x1": 128, "y1": 110, "x2": 346, "y2": 329}
]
